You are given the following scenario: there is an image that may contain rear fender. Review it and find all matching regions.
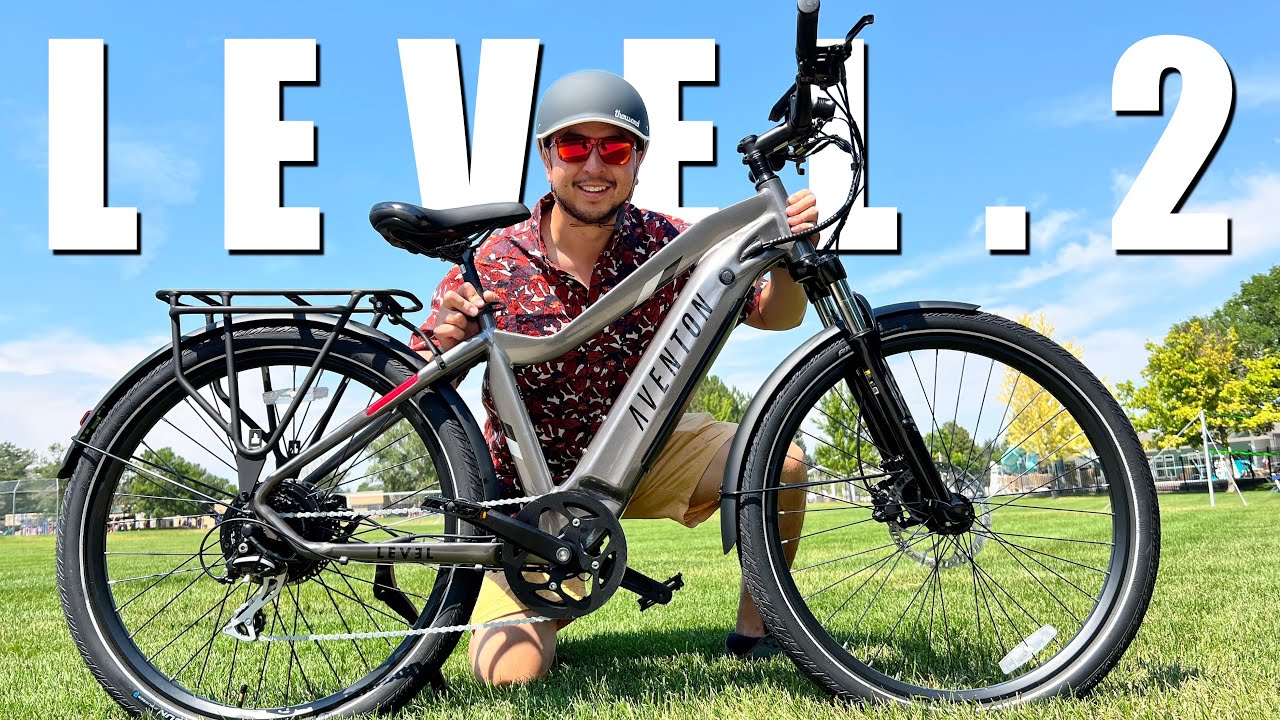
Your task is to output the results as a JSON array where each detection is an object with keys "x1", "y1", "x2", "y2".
[{"x1": 57, "y1": 314, "x2": 480, "y2": 482}]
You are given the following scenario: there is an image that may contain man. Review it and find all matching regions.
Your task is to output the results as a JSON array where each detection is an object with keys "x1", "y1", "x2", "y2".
[{"x1": 411, "y1": 70, "x2": 814, "y2": 685}]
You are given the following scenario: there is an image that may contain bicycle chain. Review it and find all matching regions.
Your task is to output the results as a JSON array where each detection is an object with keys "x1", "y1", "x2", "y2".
[
  {"x1": 258, "y1": 613, "x2": 554, "y2": 643},
  {"x1": 275, "y1": 493, "x2": 544, "y2": 519},
  {"x1": 252, "y1": 493, "x2": 552, "y2": 642}
]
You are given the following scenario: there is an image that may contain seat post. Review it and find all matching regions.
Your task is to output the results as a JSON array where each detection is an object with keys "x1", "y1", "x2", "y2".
[{"x1": 459, "y1": 246, "x2": 497, "y2": 332}]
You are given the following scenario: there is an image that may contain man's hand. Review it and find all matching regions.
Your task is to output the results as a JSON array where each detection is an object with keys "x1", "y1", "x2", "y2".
[
  {"x1": 746, "y1": 189, "x2": 819, "y2": 331},
  {"x1": 418, "y1": 282, "x2": 499, "y2": 360},
  {"x1": 786, "y1": 189, "x2": 819, "y2": 242}
]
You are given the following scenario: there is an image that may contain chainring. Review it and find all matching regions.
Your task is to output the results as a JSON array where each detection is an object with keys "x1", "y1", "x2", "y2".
[{"x1": 500, "y1": 491, "x2": 627, "y2": 619}]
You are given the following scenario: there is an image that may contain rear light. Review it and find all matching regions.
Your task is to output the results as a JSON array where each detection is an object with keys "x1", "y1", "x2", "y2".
[{"x1": 80, "y1": 410, "x2": 92, "y2": 426}]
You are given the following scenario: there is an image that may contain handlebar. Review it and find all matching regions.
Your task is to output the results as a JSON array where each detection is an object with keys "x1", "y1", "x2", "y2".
[
  {"x1": 737, "y1": 3, "x2": 872, "y2": 181},
  {"x1": 792, "y1": 0, "x2": 821, "y2": 129}
]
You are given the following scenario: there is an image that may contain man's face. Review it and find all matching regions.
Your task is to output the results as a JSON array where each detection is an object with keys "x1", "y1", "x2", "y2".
[{"x1": 542, "y1": 121, "x2": 643, "y2": 225}]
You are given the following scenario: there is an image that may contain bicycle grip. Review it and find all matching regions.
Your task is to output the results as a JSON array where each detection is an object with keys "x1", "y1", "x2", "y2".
[
  {"x1": 793, "y1": 0, "x2": 820, "y2": 128},
  {"x1": 796, "y1": 0, "x2": 820, "y2": 69}
]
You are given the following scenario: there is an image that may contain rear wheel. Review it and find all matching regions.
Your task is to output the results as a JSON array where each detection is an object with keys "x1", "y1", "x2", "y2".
[
  {"x1": 57, "y1": 322, "x2": 492, "y2": 718},
  {"x1": 738, "y1": 311, "x2": 1159, "y2": 706}
]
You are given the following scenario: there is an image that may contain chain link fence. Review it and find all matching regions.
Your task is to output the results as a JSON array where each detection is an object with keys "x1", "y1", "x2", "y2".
[{"x1": 1, "y1": 478, "x2": 64, "y2": 535}]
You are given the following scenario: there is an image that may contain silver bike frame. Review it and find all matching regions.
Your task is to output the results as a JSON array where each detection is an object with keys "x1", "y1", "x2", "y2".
[{"x1": 249, "y1": 176, "x2": 857, "y2": 565}]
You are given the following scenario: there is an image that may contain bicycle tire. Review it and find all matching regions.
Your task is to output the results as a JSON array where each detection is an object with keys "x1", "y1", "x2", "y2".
[
  {"x1": 737, "y1": 310, "x2": 1159, "y2": 706},
  {"x1": 57, "y1": 321, "x2": 493, "y2": 719}
]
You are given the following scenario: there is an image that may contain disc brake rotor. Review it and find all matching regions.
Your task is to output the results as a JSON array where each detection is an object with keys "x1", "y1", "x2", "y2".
[
  {"x1": 500, "y1": 491, "x2": 627, "y2": 619},
  {"x1": 888, "y1": 464, "x2": 992, "y2": 570}
]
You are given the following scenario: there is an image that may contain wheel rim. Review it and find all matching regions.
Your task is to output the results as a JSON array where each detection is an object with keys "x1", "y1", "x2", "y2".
[
  {"x1": 79, "y1": 344, "x2": 468, "y2": 715},
  {"x1": 763, "y1": 327, "x2": 1135, "y2": 700}
]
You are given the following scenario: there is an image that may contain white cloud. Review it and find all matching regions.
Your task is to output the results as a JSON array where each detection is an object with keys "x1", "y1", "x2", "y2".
[
  {"x1": 1075, "y1": 327, "x2": 1153, "y2": 388},
  {"x1": 1175, "y1": 172, "x2": 1280, "y2": 271},
  {"x1": 1037, "y1": 83, "x2": 1186, "y2": 128},
  {"x1": 967, "y1": 213, "x2": 985, "y2": 239},
  {"x1": 891, "y1": 169, "x2": 1280, "y2": 388},
  {"x1": 1030, "y1": 209, "x2": 1080, "y2": 252},
  {"x1": 109, "y1": 138, "x2": 201, "y2": 206},
  {"x1": 1236, "y1": 69, "x2": 1280, "y2": 109},
  {"x1": 1007, "y1": 230, "x2": 1111, "y2": 290},
  {"x1": 0, "y1": 330, "x2": 166, "y2": 379},
  {"x1": 0, "y1": 331, "x2": 167, "y2": 452},
  {"x1": 1111, "y1": 169, "x2": 1136, "y2": 205},
  {"x1": 1036, "y1": 92, "x2": 1114, "y2": 128}
]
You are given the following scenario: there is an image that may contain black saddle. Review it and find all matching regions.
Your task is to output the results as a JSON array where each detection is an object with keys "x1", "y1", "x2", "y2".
[{"x1": 369, "y1": 201, "x2": 531, "y2": 264}]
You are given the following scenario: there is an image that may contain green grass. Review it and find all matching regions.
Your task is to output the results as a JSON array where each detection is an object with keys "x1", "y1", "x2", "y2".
[{"x1": 4, "y1": 490, "x2": 1280, "y2": 719}]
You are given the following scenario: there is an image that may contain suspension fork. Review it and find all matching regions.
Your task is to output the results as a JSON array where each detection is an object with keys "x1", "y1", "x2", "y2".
[{"x1": 786, "y1": 243, "x2": 953, "y2": 507}]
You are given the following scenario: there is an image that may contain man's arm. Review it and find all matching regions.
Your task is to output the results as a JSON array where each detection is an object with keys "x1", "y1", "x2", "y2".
[{"x1": 745, "y1": 189, "x2": 818, "y2": 331}]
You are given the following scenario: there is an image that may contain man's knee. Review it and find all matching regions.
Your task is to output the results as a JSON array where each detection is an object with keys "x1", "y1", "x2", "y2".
[
  {"x1": 468, "y1": 619, "x2": 557, "y2": 686},
  {"x1": 781, "y1": 443, "x2": 807, "y2": 504}
]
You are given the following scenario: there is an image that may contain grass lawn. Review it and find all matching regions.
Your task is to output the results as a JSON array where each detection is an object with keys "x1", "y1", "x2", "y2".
[{"x1": 3, "y1": 490, "x2": 1279, "y2": 719}]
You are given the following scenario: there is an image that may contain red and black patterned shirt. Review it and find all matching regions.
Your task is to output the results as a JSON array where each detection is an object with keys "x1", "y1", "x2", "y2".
[{"x1": 411, "y1": 193, "x2": 763, "y2": 497}]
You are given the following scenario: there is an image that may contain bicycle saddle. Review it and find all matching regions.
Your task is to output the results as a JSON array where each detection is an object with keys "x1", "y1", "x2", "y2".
[{"x1": 369, "y1": 201, "x2": 531, "y2": 264}]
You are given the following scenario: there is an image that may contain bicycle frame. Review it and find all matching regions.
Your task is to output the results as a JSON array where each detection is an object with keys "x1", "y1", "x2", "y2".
[
  {"x1": 149, "y1": 172, "x2": 932, "y2": 570},
  {"x1": 233, "y1": 178, "x2": 824, "y2": 565}
]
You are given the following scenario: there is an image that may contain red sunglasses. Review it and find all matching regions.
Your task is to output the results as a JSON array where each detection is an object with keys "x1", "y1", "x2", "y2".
[{"x1": 549, "y1": 135, "x2": 636, "y2": 166}]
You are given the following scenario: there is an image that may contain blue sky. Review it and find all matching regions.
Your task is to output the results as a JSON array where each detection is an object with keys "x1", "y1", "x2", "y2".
[{"x1": 2, "y1": 0, "x2": 1279, "y2": 451}]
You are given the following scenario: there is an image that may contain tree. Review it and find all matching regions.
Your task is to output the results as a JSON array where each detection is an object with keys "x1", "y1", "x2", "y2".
[
  {"x1": 998, "y1": 313, "x2": 1091, "y2": 467},
  {"x1": 812, "y1": 387, "x2": 882, "y2": 479},
  {"x1": 359, "y1": 420, "x2": 439, "y2": 494},
  {"x1": 923, "y1": 421, "x2": 1004, "y2": 478},
  {"x1": 1118, "y1": 320, "x2": 1280, "y2": 450},
  {"x1": 1, "y1": 443, "x2": 64, "y2": 516},
  {"x1": 1210, "y1": 264, "x2": 1280, "y2": 359},
  {"x1": 0, "y1": 442, "x2": 41, "y2": 481},
  {"x1": 118, "y1": 448, "x2": 233, "y2": 520},
  {"x1": 688, "y1": 374, "x2": 750, "y2": 424}
]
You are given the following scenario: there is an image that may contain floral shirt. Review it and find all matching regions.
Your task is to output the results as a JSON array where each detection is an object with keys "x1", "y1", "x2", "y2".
[{"x1": 411, "y1": 193, "x2": 764, "y2": 497}]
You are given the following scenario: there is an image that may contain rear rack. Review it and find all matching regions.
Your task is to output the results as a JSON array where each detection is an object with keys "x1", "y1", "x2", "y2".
[{"x1": 156, "y1": 289, "x2": 430, "y2": 480}]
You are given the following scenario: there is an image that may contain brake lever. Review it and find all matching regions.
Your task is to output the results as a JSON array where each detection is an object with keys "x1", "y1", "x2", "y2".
[
  {"x1": 769, "y1": 83, "x2": 797, "y2": 123},
  {"x1": 845, "y1": 14, "x2": 874, "y2": 45}
]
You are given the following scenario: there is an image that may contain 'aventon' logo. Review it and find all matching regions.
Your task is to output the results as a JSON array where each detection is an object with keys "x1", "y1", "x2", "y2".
[{"x1": 628, "y1": 292, "x2": 714, "y2": 430}]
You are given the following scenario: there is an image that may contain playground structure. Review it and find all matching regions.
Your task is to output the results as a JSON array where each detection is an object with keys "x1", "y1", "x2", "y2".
[{"x1": 1145, "y1": 410, "x2": 1280, "y2": 506}]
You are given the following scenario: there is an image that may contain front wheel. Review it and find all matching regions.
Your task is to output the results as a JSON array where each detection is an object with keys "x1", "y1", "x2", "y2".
[{"x1": 737, "y1": 310, "x2": 1159, "y2": 706}]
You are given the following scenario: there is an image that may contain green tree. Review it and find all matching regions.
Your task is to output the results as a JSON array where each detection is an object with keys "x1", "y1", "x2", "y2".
[
  {"x1": 999, "y1": 313, "x2": 1091, "y2": 464},
  {"x1": 811, "y1": 388, "x2": 882, "y2": 480},
  {"x1": 1, "y1": 443, "x2": 64, "y2": 516},
  {"x1": 688, "y1": 374, "x2": 750, "y2": 424},
  {"x1": 923, "y1": 421, "x2": 1003, "y2": 478},
  {"x1": 1210, "y1": 264, "x2": 1280, "y2": 359},
  {"x1": 118, "y1": 447, "x2": 233, "y2": 520},
  {"x1": 1118, "y1": 320, "x2": 1280, "y2": 450},
  {"x1": 359, "y1": 420, "x2": 439, "y2": 494},
  {"x1": 0, "y1": 442, "x2": 41, "y2": 481}
]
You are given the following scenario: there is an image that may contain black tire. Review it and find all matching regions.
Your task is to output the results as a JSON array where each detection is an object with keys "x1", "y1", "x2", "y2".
[
  {"x1": 737, "y1": 311, "x2": 1159, "y2": 706},
  {"x1": 57, "y1": 322, "x2": 493, "y2": 719}
]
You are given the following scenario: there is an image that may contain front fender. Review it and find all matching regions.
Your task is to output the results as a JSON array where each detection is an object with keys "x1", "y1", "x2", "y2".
[
  {"x1": 718, "y1": 299, "x2": 979, "y2": 554},
  {"x1": 57, "y1": 313, "x2": 449, "y2": 479}
]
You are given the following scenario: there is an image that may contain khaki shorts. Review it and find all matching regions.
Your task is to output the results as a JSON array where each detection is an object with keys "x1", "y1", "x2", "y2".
[{"x1": 471, "y1": 412, "x2": 736, "y2": 625}]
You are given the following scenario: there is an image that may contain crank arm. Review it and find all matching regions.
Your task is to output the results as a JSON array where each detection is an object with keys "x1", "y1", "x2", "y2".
[{"x1": 419, "y1": 496, "x2": 578, "y2": 567}]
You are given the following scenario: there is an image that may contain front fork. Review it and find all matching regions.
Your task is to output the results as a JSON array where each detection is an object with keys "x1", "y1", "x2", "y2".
[{"x1": 786, "y1": 243, "x2": 968, "y2": 531}]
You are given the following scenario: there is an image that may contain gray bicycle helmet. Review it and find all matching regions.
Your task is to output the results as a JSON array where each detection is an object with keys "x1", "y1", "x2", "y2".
[{"x1": 535, "y1": 70, "x2": 650, "y2": 149}]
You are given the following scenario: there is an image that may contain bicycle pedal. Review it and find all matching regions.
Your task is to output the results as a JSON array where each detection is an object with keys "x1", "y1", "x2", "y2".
[{"x1": 622, "y1": 569, "x2": 684, "y2": 611}]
